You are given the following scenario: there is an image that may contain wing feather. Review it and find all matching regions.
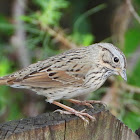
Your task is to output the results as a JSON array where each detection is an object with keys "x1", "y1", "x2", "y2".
[
  {"x1": 13, "y1": 69, "x2": 84, "y2": 88},
  {"x1": 1, "y1": 49, "x2": 92, "y2": 88}
]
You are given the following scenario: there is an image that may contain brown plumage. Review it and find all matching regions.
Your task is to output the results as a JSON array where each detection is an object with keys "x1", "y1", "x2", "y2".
[{"x1": 0, "y1": 43, "x2": 127, "y2": 123}]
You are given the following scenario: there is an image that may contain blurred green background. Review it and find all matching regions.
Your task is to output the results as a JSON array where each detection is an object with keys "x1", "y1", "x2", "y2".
[{"x1": 0, "y1": 0, "x2": 140, "y2": 132}]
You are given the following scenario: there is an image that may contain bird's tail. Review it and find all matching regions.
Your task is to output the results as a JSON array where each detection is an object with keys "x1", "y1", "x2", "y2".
[
  {"x1": 0, "y1": 75, "x2": 14, "y2": 85},
  {"x1": 0, "y1": 76, "x2": 8, "y2": 85}
]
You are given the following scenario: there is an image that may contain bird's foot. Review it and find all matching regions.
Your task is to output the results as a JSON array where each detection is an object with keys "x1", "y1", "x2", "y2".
[{"x1": 54, "y1": 108, "x2": 95, "y2": 124}]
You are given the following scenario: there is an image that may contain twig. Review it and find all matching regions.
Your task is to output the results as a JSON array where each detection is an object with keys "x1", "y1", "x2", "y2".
[
  {"x1": 120, "y1": 82, "x2": 140, "y2": 94},
  {"x1": 42, "y1": 25, "x2": 78, "y2": 49},
  {"x1": 111, "y1": 0, "x2": 131, "y2": 49},
  {"x1": 108, "y1": 77, "x2": 140, "y2": 94},
  {"x1": 11, "y1": 0, "x2": 31, "y2": 68},
  {"x1": 126, "y1": 0, "x2": 140, "y2": 24}
]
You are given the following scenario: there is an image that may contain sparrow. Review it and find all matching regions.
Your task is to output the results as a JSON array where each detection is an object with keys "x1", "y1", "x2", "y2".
[{"x1": 0, "y1": 43, "x2": 127, "y2": 123}]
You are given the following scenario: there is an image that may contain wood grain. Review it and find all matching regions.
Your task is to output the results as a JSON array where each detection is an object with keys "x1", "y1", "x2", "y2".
[{"x1": 0, "y1": 104, "x2": 139, "y2": 140}]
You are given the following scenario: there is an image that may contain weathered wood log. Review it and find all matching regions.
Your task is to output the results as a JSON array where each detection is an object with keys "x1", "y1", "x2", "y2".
[{"x1": 0, "y1": 103, "x2": 139, "y2": 140}]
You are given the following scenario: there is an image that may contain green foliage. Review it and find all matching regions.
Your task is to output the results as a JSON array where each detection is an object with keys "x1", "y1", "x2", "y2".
[
  {"x1": 71, "y1": 4, "x2": 106, "y2": 46},
  {"x1": 124, "y1": 27, "x2": 140, "y2": 56},
  {"x1": 0, "y1": 58, "x2": 10, "y2": 76},
  {"x1": 22, "y1": 0, "x2": 69, "y2": 26},
  {"x1": 0, "y1": 15, "x2": 14, "y2": 36},
  {"x1": 7, "y1": 92, "x2": 24, "y2": 121},
  {"x1": 21, "y1": 0, "x2": 69, "y2": 59},
  {"x1": 119, "y1": 91, "x2": 140, "y2": 132},
  {"x1": 0, "y1": 58, "x2": 12, "y2": 119},
  {"x1": 128, "y1": 60, "x2": 140, "y2": 87},
  {"x1": 126, "y1": 26, "x2": 140, "y2": 86},
  {"x1": 73, "y1": 4, "x2": 106, "y2": 32},
  {"x1": 36, "y1": 0, "x2": 69, "y2": 26},
  {"x1": 0, "y1": 86, "x2": 9, "y2": 120},
  {"x1": 70, "y1": 32, "x2": 94, "y2": 46},
  {"x1": 117, "y1": 90, "x2": 140, "y2": 131},
  {"x1": 0, "y1": 58, "x2": 24, "y2": 121},
  {"x1": 123, "y1": 111, "x2": 140, "y2": 131},
  {"x1": 23, "y1": 0, "x2": 69, "y2": 27},
  {"x1": 119, "y1": 20, "x2": 140, "y2": 131}
]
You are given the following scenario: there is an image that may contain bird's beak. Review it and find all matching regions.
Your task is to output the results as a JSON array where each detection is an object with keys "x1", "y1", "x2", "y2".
[{"x1": 119, "y1": 69, "x2": 127, "y2": 81}]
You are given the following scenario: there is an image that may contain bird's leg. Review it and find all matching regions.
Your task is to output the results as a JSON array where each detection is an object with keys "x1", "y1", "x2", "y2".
[
  {"x1": 52, "y1": 101, "x2": 95, "y2": 124},
  {"x1": 66, "y1": 99, "x2": 104, "y2": 108}
]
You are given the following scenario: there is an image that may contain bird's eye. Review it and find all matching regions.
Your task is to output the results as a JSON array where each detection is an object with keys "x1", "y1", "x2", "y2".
[{"x1": 114, "y1": 57, "x2": 119, "y2": 63}]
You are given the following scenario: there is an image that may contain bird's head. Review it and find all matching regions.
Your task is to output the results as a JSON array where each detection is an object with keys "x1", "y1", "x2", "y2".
[{"x1": 92, "y1": 43, "x2": 127, "y2": 81}]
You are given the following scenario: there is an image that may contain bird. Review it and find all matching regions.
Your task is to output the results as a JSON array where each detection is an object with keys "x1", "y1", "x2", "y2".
[{"x1": 0, "y1": 43, "x2": 127, "y2": 123}]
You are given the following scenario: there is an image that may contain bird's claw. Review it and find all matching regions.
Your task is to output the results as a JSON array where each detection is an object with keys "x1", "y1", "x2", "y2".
[{"x1": 54, "y1": 108, "x2": 96, "y2": 124}]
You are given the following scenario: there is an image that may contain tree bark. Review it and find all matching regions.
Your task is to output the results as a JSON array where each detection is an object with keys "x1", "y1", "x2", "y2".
[{"x1": 0, "y1": 103, "x2": 139, "y2": 140}]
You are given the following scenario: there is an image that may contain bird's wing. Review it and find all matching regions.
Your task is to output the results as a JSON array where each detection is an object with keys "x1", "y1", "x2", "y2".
[
  {"x1": 2, "y1": 53, "x2": 92, "y2": 88},
  {"x1": 13, "y1": 64, "x2": 91, "y2": 88}
]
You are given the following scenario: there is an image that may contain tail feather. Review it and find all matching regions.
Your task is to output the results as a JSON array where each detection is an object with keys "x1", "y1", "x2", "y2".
[
  {"x1": 0, "y1": 77, "x2": 8, "y2": 85},
  {"x1": 0, "y1": 76, "x2": 15, "y2": 85}
]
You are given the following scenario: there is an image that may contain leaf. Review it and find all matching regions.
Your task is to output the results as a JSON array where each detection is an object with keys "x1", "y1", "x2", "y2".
[
  {"x1": 83, "y1": 34, "x2": 94, "y2": 46},
  {"x1": 70, "y1": 31, "x2": 94, "y2": 46},
  {"x1": 124, "y1": 27, "x2": 140, "y2": 56},
  {"x1": 0, "y1": 58, "x2": 11, "y2": 76},
  {"x1": 35, "y1": 0, "x2": 69, "y2": 26},
  {"x1": 74, "y1": 4, "x2": 106, "y2": 32},
  {"x1": 123, "y1": 111, "x2": 140, "y2": 131},
  {"x1": 0, "y1": 15, "x2": 14, "y2": 35}
]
